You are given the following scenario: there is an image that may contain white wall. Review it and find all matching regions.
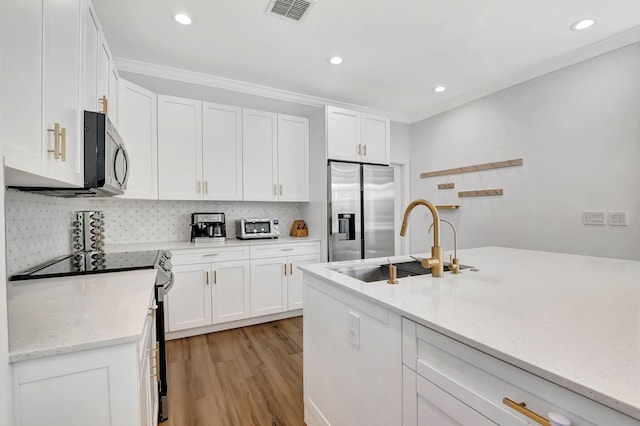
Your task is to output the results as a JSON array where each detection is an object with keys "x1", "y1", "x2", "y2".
[
  {"x1": 391, "y1": 122, "x2": 411, "y2": 255},
  {"x1": 409, "y1": 42, "x2": 640, "y2": 260}
]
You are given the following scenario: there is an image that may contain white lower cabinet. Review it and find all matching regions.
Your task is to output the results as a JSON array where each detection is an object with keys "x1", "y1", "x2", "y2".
[
  {"x1": 166, "y1": 264, "x2": 212, "y2": 331},
  {"x1": 12, "y1": 298, "x2": 158, "y2": 426},
  {"x1": 250, "y1": 256, "x2": 288, "y2": 316},
  {"x1": 165, "y1": 246, "x2": 252, "y2": 332},
  {"x1": 250, "y1": 242, "x2": 322, "y2": 316},
  {"x1": 211, "y1": 260, "x2": 250, "y2": 323},
  {"x1": 401, "y1": 318, "x2": 639, "y2": 426},
  {"x1": 165, "y1": 241, "x2": 320, "y2": 335}
]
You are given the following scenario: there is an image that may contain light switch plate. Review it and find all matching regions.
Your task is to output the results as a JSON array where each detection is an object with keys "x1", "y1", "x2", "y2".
[
  {"x1": 583, "y1": 211, "x2": 606, "y2": 225},
  {"x1": 609, "y1": 211, "x2": 628, "y2": 226}
]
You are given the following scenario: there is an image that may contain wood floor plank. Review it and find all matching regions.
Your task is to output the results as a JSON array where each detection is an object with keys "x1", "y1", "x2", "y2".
[{"x1": 163, "y1": 318, "x2": 304, "y2": 426}]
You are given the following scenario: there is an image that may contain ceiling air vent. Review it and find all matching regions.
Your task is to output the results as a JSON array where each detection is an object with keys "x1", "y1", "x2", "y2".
[{"x1": 267, "y1": 0, "x2": 315, "y2": 22}]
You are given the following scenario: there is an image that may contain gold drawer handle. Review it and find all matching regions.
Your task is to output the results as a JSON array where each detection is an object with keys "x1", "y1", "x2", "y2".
[
  {"x1": 100, "y1": 95, "x2": 108, "y2": 115},
  {"x1": 503, "y1": 398, "x2": 550, "y2": 426},
  {"x1": 47, "y1": 123, "x2": 61, "y2": 160},
  {"x1": 60, "y1": 126, "x2": 66, "y2": 161},
  {"x1": 203, "y1": 253, "x2": 219, "y2": 257}
]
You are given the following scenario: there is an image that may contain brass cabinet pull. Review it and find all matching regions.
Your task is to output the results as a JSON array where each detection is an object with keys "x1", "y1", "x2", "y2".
[
  {"x1": 503, "y1": 398, "x2": 551, "y2": 426},
  {"x1": 214, "y1": 270, "x2": 217, "y2": 284},
  {"x1": 284, "y1": 263, "x2": 287, "y2": 276},
  {"x1": 100, "y1": 95, "x2": 108, "y2": 115},
  {"x1": 273, "y1": 184, "x2": 277, "y2": 195},
  {"x1": 47, "y1": 123, "x2": 61, "y2": 159},
  {"x1": 203, "y1": 253, "x2": 219, "y2": 257},
  {"x1": 290, "y1": 263, "x2": 293, "y2": 275},
  {"x1": 363, "y1": 144, "x2": 367, "y2": 156},
  {"x1": 197, "y1": 181, "x2": 201, "y2": 193},
  {"x1": 60, "y1": 127, "x2": 66, "y2": 161},
  {"x1": 279, "y1": 184, "x2": 283, "y2": 196},
  {"x1": 206, "y1": 270, "x2": 209, "y2": 285},
  {"x1": 205, "y1": 181, "x2": 209, "y2": 194},
  {"x1": 358, "y1": 143, "x2": 362, "y2": 155}
]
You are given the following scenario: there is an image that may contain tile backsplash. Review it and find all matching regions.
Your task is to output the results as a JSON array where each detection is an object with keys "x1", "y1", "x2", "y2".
[{"x1": 4, "y1": 190, "x2": 302, "y2": 275}]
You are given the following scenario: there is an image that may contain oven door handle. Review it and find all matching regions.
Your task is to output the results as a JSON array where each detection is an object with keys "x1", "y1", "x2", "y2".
[{"x1": 163, "y1": 271, "x2": 175, "y2": 294}]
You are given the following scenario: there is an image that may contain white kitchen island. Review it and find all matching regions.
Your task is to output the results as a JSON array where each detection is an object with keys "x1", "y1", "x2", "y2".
[{"x1": 300, "y1": 247, "x2": 640, "y2": 426}]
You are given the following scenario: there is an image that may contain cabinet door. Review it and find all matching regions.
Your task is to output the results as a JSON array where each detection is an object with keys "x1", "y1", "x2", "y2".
[
  {"x1": 42, "y1": 0, "x2": 83, "y2": 182},
  {"x1": 0, "y1": 0, "x2": 43, "y2": 161},
  {"x1": 158, "y1": 96, "x2": 203, "y2": 200},
  {"x1": 242, "y1": 109, "x2": 277, "y2": 201},
  {"x1": 108, "y1": 65, "x2": 119, "y2": 126},
  {"x1": 82, "y1": 3, "x2": 99, "y2": 113},
  {"x1": 202, "y1": 102, "x2": 243, "y2": 200},
  {"x1": 361, "y1": 112, "x2": 390, "y2": 165},
  {"x1": 118, "y1": 79, "x2": 158, "y2": 199},
  {"x1": 96, "y1": 34, "x2": 110, "y2": 115},
  {"x1": 403, "y1": 365, "x2": 496, "y2": 426},
  {"x1": 326, "y1": 106, "x2": 360, "y2": 162},
  {"x1": 277, "y1": 114, "x2": 309, "y2": 201},
  {"x1": 166, "y1": 264, "x2": 212, "y2": 331},
  {"x1": 250, "y1": 257, "x2": 288, "y2": 316},
  {"x1": 211, "y1": 260, "x2": 250, "y2": 324},
  {"x1": 287, "y1": 254, "x2": 320, "y2": 310}
]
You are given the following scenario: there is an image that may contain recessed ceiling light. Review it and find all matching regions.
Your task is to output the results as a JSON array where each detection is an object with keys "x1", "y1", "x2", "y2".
[
  {"x1": 174, "y1": 13, "x2": 192, "y2": 25},
  {"x1": 433, "y1": 86, "x2": 446, "y2": 93},
  {"x1": 570, "y1": 19, "x2": 595, "y2": 31},
  {"x1": 328, "y1": 56, "x2": 343, "y2": 65}
]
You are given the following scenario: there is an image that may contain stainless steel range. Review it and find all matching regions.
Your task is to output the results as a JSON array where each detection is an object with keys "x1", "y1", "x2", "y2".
[{"x1": 10, "y1": 250, "x2": 174, "y2": 423}]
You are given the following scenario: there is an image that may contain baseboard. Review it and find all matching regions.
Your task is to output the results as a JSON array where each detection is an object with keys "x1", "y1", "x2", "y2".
[
  {"x1": 165, "y1": 309, "x2": 303, "y2": 340},
  {"x1": 305, "y1": 398, "x2": 331, "y2": 426}
]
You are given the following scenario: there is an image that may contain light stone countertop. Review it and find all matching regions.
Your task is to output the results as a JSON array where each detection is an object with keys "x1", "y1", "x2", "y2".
[
  {"x1": 300, "y1": 246, "x2": 640, "y2": 421},
  {"x1": 8, "y1": 269, "x2": 157, "y2": 363},
  {"x1": 104, "y1": 236, "x2": 321, "y2": 253}
]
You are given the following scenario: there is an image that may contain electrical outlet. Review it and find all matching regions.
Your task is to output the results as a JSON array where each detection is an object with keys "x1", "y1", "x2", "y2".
[
  {"x1": 583, "y1": 211, "x2": 606, "y2": 225},
  {"x1": 609, "y1": 212, "x2": 628, "y2": 226},
  {"x1": 348, "y1": 312, "x2": 360, "y2": 347}
]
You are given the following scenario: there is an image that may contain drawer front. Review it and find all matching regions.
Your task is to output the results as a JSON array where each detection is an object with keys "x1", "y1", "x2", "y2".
[
  {"x1": 250, "y1": 241, "x2": 320, "y2": 259},
  {"x1": 171, "y1": 245, "x2": 250, "y2": 265},
  {"x1": 407, "y1": 321, "x2": 638, "y2": 426}
]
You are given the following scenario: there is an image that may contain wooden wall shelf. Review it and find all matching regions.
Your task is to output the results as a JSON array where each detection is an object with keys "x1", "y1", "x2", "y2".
[
  {"x1": 421, "y1": 158, "x2": 523, "y2": 179},
  {"x1": 458, "y1": 189, "x2": 503, "y2": 198},
  {"x1": 437, "y1": 183, "x2": 455, "y2": 190}
]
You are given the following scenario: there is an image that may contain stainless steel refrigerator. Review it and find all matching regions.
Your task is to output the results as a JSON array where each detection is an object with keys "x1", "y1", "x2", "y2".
[{"x1": 328, "y1": 161, "x2": 395, "y2": 261}]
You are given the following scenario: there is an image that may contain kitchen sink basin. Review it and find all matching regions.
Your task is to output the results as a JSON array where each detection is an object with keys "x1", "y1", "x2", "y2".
[{"x1": 333, "y1": 260, "x2": 471, "y2": 283}]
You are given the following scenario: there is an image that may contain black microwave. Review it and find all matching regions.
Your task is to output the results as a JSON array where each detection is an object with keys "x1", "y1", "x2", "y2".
[{"x1": 10, "y1": 111, "x2": 130, "y2": 197}]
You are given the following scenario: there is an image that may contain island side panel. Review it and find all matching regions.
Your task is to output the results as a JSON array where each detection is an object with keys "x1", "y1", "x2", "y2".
[{"x1": 303, "y1": 273, "x2": 402, "y2": 426}]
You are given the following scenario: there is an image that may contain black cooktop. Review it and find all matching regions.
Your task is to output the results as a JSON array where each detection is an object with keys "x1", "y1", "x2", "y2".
[{"x1": 10, "y1": 250, "x2": 162, "y2": 281}]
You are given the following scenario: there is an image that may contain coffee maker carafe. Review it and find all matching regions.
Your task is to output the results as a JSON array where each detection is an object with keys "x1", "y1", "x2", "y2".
[{"x1": 191, "y1": 213, "x2": 226, "y2": 243}]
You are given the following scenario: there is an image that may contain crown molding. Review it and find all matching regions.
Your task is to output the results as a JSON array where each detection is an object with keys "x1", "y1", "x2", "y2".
[
  {"x1": 408, "y1": 26, "x2": 640, "y2": 123},
  {"x1": 114, "y1": 58, "x2": 412, "y2": 123}
]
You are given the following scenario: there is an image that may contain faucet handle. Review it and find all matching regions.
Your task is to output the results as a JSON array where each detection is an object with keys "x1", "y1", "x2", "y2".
[{"x1": 448, "y1": 254, "x2": 460, "y2": 274}]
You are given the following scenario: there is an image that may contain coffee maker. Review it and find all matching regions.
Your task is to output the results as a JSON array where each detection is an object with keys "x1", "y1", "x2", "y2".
[{"x1": 191, "y1": 213, "x2": 226, "y2": 243}]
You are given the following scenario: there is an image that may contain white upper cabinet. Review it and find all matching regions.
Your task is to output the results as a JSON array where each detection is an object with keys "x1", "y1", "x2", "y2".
[
  {"x1": 1, "y1": 0, "x2": 84, "y2": 187},
  {"x1": 157, "y1": 95, "x2": 203, "y2": 200},
  {"x1": 277, "y1": 114, "x2": 309, "y2": 202},
  {"x1": 327, "y1": 105, "x2": 390, "y2": 165},
  {"x1": 117, "y1": 79, "x2": 158, "y2": 200},
  {"x1": 326, "y1": 106, "x2": 360, "y2": 162},
  {"x1": 361, "y1": 112, "x2": 390, "y2": 164},
  {"x1": 243, "y1": 109, "x2": 309, "y2": 202},
  {"x1": 243, "y1": 109, "x2": 278, "y2": 201},
  {"x1": 202, "y1": 102, "x2": 243, "y2": 200},
  {"x1": 82, "y1": 2, "x2": 117, "y2": 122}
]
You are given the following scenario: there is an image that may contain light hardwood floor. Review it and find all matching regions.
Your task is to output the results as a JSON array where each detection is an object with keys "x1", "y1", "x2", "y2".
[{"x1": 163, "y1": 317, "x2": 304, "y2": 426}]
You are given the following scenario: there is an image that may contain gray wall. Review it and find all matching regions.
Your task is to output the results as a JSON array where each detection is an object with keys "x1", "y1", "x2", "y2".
[{"x1": 409, "y1": 42, "x2": 640, "y2": 259}]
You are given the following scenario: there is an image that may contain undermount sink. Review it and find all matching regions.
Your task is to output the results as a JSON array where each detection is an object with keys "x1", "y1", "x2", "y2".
[{"x1": 334, "y1": 260, "x2": 471, "y2": 283}]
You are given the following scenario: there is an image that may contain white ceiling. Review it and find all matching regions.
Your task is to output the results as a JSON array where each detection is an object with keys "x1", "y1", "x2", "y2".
[{"x1": 94, "y1": 0, "x2": 640, "y2": 123}]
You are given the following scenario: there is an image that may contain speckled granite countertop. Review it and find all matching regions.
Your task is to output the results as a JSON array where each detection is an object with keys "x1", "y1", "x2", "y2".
[
  {"x1": 8, "y1": 269, "x2": 157, "y2": 362},
  {"x1": 300, "y1": 247, "x2": 640, "y2": 421}
]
